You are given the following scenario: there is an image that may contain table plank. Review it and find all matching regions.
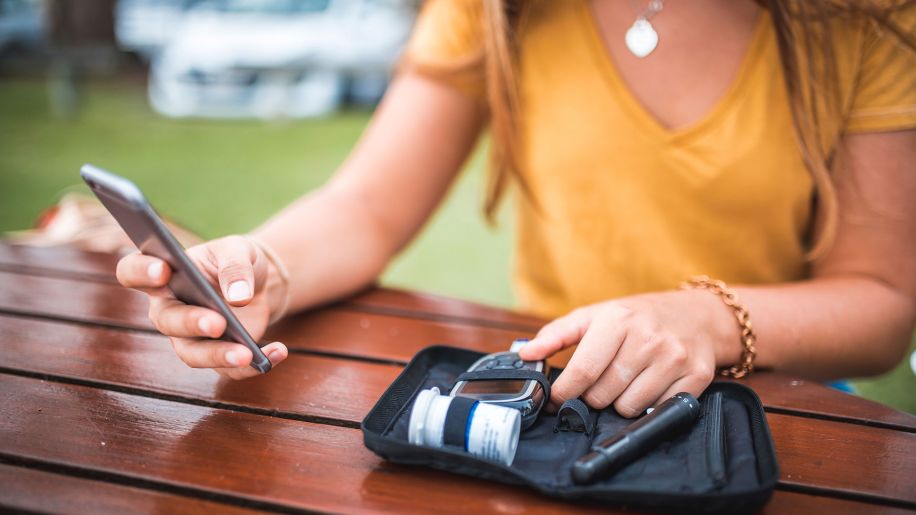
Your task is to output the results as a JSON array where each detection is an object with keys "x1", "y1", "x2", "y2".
[
  {"x1": 0, "y1": 243, "x2": 910, "y2": 427},
  {"x1": 0, "y1": 270, "x2": 532, "y2": 362},
  {"x1": 769, "y1": 413, "x2": 916, "y2": 506},
  {"x1": 2, "y1": 245, "x2": 913, "y2": 512},
  {"x1": 761, "y1": 490, "x2": 913, "y2": 515},
  {"x1": 0, "y1": 463, "x2": 260, "y2": 515},
  {"x1": 0, "y1": 373, "x2": 614, "y2": 514},
  {"x1": 0, "y1": 269, "x2": 149, "y2": 330},
  {"x1": 0, "y1": 243, "x2": 120, "y2": 283},
  {"x1": 0, "y1": 242, "x2": 544, "y2": 330},
  {"x1": 1, "y1": 307, "x2": 912, "y2": 438},
  {"x1": 735, "y1": 375, "x2": 916, "y2": 432},
  {"x1": 1, "y1": 318, "x2": 913, "y2": 506},
  {"x1": 1, "y1": 269, "x2": 913, "y2": 431},
  {"x1": 268, "y1": 309, "x2": 531, "y2": 363},
  {"x1": 345, "y1": 287, "x2": 544, "y2": 331},
  {"x1": 0, "y1": 314, "x2": 399, "y2": 425},
  {"x1": 1, "y1": 457, "x2": 903, "y2": 515}
]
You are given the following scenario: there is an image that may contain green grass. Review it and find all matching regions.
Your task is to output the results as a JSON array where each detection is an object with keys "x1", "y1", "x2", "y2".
[
  {"x1": 0, "y1": 77, "x2": 514, "y2": 307},
  {"x1": 0, "y1": 77, "x2": 912, "y2": 414}
]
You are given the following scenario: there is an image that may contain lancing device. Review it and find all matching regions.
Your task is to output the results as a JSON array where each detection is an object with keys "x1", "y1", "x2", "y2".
[{"x1": 572, "y1": 392, "x2": 701, "y2": 485}]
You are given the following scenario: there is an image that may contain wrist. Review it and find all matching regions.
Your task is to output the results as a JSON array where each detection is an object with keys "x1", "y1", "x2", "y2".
[
  {"x1": 680, "y1": 277, "x2": 756, "y2": 377},
  {"x1": 265, "y1": 267, "x2": 291, "y2": 324},
  {"x1": 246, "y1": 235, "x2": 291, "y2": 324},
  {"x1": 682, "y1": 288, "x2": 743, "y2": 366}
]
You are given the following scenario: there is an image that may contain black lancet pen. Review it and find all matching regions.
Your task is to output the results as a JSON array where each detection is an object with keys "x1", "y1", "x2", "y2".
[{"x1": 572, "y1": 392, "x2": 701, "y2": 485}]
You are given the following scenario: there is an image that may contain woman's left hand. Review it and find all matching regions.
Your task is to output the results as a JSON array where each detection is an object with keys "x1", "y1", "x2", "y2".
[{"x1": 517, "y1": 289, "x2": 738, "y2": 418}]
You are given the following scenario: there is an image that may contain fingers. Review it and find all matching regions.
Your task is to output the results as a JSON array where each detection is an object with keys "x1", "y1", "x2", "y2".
[
  {"x1": 207, "y1": 236, "x2": 259, "y2": 307},
  {"x1": 613, "y1": 370, "x2": 712, "y2": 419},
  {"x1": 116, "y1": 253, "x2": 171, "y2": 294},
  {"x1": 548, "y1": 301, "x2": 717, "y2": 417},
  {"x1": 171, "y1": 338, "x2": 253, "y2": 369},
  {"x1": 580, "y1": 332, "x2": 654, "y2": 410},
  {"x1": 593, "y1": 335, "x2": 715, "y2": 418},
  {"x1": 518, "y1": 306, "x2": 599, "y2": 361},
  {"x1": 149, "y1": 297, "x2": 226, "y2": 338},
  {"x1": 171, "y1": 338, "x2": 287, "y2": 370},
  {"x1": 608, "y1": 364, "x2": 674, "y2": 418},
  {"x1": 213, "y1": 342, "x2": 289, "y2": 380},
  {"x1": 654, "y1": 373, "x2": 715, "y2": 410},
  {"x1": 171, "y1": 338, "x2": 288, "y2": 378},
  {"x1": 548, "y1": 307, "x2": 630, "y2": 407}
]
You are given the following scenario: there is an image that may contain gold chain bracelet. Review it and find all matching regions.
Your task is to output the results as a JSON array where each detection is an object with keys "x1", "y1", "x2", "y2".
[{"x1": 680, "y1": 275, "x2": 757, "y2": 379}]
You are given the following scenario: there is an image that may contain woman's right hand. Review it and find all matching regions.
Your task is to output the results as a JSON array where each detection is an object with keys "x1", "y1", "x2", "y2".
[{"x1": 116, "y1": 235, "x2": 289, "y2": 379}]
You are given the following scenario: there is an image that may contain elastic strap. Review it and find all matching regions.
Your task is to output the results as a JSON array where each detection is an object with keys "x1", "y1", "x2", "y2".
[
  {"x1": 554, "y1": 398, "x2": 594, "y2": 435},
  {"x1": 443, "y1": 396, "x2": 478, "y2": 449}
]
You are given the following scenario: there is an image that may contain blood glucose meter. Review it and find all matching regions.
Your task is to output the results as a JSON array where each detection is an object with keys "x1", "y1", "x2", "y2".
[{"x1": 449, "y1": 351, "x2": 548, "y2": 429}]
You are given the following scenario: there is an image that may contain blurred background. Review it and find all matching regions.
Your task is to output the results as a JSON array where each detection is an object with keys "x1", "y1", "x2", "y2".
[
  {"x1": 0, "y1": 0, "x2": 513, "y2": 306},
  {"x1": 0, "y1": 0, "x2": 911, "y2": 413}
]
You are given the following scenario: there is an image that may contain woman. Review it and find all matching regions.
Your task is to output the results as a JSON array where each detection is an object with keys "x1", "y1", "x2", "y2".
[{"x1": 117, "y1": 0, "x2": 915, "y2": 417}]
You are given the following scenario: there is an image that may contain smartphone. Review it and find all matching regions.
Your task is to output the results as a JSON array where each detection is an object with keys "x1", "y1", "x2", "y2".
[{"x1": 80, "y1": 164, "x2": 272, "y2": 373}]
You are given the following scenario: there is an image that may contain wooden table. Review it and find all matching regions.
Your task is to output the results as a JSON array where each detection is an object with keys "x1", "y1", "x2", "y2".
[{"x1": 0, "y1": 242, "x2": 913, "y2": 514}]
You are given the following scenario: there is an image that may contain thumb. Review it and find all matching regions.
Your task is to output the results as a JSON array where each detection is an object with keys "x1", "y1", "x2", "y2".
[
  {"x1": 518, "y1": 307, "x2": 595, "y2": 361},
  {"x1": 209, "y1": 236, "x2": 258, "y2": 307}
]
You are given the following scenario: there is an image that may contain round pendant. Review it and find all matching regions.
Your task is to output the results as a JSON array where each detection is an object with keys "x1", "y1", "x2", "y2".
[{"x1": 625, "y1": 18, "x2": 659, "y2": 58}]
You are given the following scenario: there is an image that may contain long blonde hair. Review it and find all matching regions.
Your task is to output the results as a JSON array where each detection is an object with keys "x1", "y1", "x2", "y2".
[{"x1": 479, "y1": 0, "x2": 915, "y2": 258}]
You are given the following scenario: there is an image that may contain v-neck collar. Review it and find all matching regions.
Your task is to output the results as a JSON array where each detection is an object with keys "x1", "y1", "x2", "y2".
[{"x1": 577, "y1": 0, "x2": 770, "y2": 144}]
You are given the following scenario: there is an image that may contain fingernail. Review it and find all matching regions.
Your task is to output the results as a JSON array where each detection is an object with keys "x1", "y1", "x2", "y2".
[
  {"x1": 147, "y1": 262, "x2": 164, "y2": 280},
  {"x1": 225, "y1": 350, "x2": 239, "y2": 366},
  {"x1": 198, "y1": 317, "x2": 211, "y2": 335},
  {"x1": 227, "y1": 281, "x2": 250, "y2": 301},
  {"x1": 268, "y1": 349, "x2": 283, "y2": 361}
]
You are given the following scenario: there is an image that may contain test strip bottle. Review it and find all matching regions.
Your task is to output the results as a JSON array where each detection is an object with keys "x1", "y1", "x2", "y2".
[{"x1": 408, "y1": 387, "x2": 521, "y2": 466}]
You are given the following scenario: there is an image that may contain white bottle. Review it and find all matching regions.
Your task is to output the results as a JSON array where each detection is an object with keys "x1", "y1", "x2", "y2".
[{"x1": 408, "y1": 387, "x2": 521, "y2": 466}]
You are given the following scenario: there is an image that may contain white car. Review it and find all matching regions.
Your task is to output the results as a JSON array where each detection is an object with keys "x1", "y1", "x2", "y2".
[
  {"x1": 0, "y1": 0, "x2": 44, "y2": 56},
  {"x1": 147, "y1": 0, "x2": 415, "y2": 119},
  {"x1": 115, "y1": 0, "x2": 193, "y2": 59}
]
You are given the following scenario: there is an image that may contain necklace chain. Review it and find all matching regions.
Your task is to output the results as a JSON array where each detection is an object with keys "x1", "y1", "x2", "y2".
[{"x1": 630, "y1": 0, "x2": 665, "y2": 21}]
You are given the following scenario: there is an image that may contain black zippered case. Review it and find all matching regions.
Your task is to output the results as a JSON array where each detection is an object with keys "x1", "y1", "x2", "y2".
[{"x1": 361, "y1": 345, "x2": 779, "y2": 512}]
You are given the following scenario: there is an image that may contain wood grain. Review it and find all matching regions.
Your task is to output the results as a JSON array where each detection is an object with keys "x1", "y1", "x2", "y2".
[
  {"x1": 0, "y1": 242, "x2": 545, "y2": 330},
  {"x1": 268, "y1": 308, "x2": 532, "y2": 362},
  {"x1": 0, "y1": 243, "x2": 119, "y2": 282},
  {"x1": 735, "y1": 374, "x2": 915, "y2": 431},
  {"x1": 0, "y1": 269, "x2": 149, "y2": 330},
  {"x1": 768, "y1": 413, "x2": 916, "y2": 505},
  {"x1": 1, "y1": 332, "x2": 914, "y2": 506},
  {"x1": 1, "y1": 269, "x2": 912, "y2": 431},
  {"x1": 1, "y1": 459, "x2": 902, "y2": 515},
  {"x1": 0, "y1": 463, "x2": 260, "y2": 515},
  {"x1": 0, "y1": 373, "x2": 614, "y2": 514},
  {"x1": 0, "y1": 270, "x2": 533, "y2": 361},
  {"x1": 0, "y1": 314, "x2": 400, "y2": 424},
  {"x1": 344, "y1": 287, "x2": 545, "y2": 331},
  {"x1": 760, "y1": 490, "x2": 913, "y2": 515},
  {"x1": 2, "y1": 240, "x2": 913, "y2": 512}
]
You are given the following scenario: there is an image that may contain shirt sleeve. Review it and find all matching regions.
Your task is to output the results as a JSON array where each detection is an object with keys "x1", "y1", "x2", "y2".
[
  {"x1": 398, "y1": 0, "x2": 487, "y2": 103},
  {"x1": 845, "y1": 8, "x2": 916, "y2": 132}
]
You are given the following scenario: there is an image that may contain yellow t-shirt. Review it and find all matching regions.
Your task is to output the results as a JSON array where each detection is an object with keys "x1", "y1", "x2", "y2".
[{"x1": 404, "y1": 0, "x2": 916, "y2": 318}]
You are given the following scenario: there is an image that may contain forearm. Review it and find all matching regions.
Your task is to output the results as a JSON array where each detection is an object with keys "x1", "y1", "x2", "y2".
[
  {"x1": 248, "y1": 74, "x2": 484, "y2": 315},
  {"x1": 712, "y1": 276, "x2": 915, "y2": 380},
  {"x1": 250, "y1": 183, "x2": 396, "y2": 312}
]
